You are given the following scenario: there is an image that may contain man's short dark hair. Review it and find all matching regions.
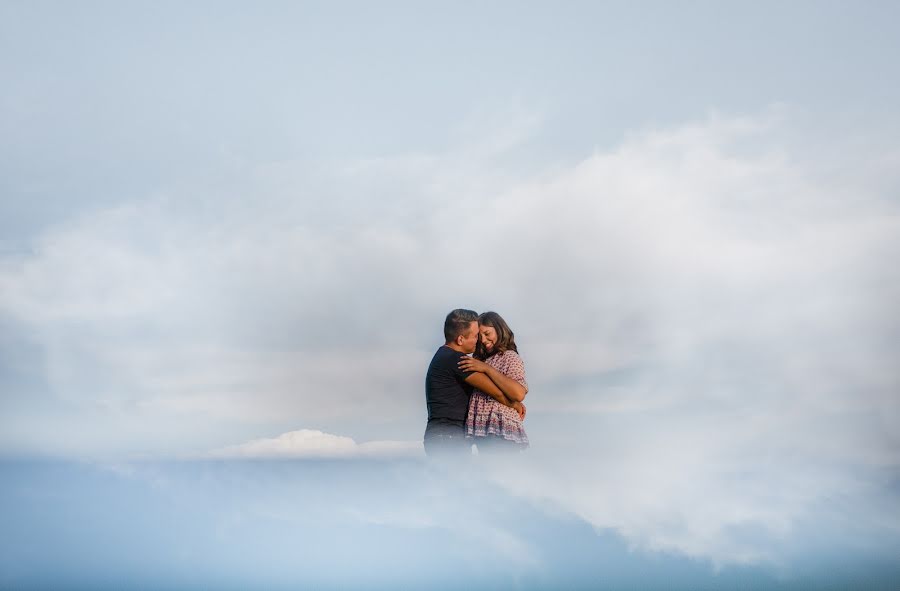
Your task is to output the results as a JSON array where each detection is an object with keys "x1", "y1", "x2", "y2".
[{"x1": 444, "y1": 309, "x2": 479, "y2": 342}]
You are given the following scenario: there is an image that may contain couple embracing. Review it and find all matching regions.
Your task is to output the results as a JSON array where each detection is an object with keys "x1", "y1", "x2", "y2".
[{"x1": 423, "y1": 309, "x2": 529, "y2": 457}]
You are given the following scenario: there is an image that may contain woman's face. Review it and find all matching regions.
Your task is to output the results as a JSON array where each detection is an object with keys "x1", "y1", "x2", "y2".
[{"x1": 479, "y1": 324, "x2": 498, "y2": 353}]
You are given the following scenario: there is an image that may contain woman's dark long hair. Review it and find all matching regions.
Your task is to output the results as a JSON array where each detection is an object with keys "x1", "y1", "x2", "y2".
[{"x1": 474, "y1": 311, "x2": 518, "y2": 360}]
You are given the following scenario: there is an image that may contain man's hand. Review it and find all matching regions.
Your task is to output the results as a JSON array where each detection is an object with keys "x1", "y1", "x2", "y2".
[
  {"x1": 458, "y1": 357, "x2": 490, "y2": 374},
  {"x1": 513, "y1": 401, "x2": 526, "y2": 421}
]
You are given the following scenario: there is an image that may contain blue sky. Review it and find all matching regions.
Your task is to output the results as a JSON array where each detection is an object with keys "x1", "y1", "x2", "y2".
[{"x1": 1, "y1": 0, "x2": 899, "y2": 582}]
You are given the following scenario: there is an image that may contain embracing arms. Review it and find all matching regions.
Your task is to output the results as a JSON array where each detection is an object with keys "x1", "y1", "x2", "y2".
[
  {"x1": 460, "y1": 357, "x2": 528, "y2": 402},
  {"x1": 464, "y1": 372, "x2": 526, "y2": 420}
]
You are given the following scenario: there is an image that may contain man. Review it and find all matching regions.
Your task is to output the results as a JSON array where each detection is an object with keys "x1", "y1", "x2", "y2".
[{"x1": 423, "y1": 309, "x2": 525, "y2": 456}]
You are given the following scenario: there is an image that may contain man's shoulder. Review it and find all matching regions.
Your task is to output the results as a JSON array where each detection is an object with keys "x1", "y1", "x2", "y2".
[
  {"x1": 434, "y1": 345, "x2": 465, "y2": 359},
  {"x1": 427, "y1": 346, "x2": 471, "y2": 381},
  {"x1": 429, "y1": 345, "x2": 458, "y2": 367}
]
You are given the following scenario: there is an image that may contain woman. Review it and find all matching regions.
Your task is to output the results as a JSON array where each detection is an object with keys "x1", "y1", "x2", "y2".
[{"x1": 458, "y1": 311, "x2": 529, "y2": 453}]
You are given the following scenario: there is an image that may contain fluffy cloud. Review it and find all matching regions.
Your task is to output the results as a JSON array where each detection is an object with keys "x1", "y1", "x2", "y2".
[{"x1": 208, "y1": 429, "x2": 423, "y2": 459}]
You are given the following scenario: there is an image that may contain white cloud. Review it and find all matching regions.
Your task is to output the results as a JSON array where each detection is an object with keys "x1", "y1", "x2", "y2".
[{"x1": 208, "y1": 429, "x2": 423, "y2": 459}]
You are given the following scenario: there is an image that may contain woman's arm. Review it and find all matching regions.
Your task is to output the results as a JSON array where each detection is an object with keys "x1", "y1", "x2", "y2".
[{"x1": 459, "y1": 357, "x2": 528, "y2": 402}]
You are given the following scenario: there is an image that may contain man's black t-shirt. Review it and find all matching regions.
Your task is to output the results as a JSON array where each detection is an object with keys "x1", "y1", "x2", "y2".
[{"x1": 425, "y1": 345, "x2": 475, "y2": 426}]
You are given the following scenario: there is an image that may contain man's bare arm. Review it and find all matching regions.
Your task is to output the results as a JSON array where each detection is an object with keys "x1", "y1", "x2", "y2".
[
  {"x1": 459, "y1": 357, "x2": 527, "y2": 402},
  {"x1": 465, "y1": 373, "x2": 525, "y2": 418},
  {"x1": 483, "y1": 366, "x2": 527, "y2": 402}
]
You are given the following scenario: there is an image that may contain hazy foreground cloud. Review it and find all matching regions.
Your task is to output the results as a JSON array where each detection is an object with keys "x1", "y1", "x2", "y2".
[{"x1": 2, "y1": 4, "x2": 899, "y2": 585}]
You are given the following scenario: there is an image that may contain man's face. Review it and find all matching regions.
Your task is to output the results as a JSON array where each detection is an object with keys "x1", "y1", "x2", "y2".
[{"x1": 459, "y1": 321, "x2": 479, "y2": 354}]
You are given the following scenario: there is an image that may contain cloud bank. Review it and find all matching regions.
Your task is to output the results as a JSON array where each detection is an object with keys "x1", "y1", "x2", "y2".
[
  {"x1": 1, "y1": 108, "x2": 898, "y2": 567},
  {"x1": 1, "y1": 108, "x2": 896, "y2": 451}
]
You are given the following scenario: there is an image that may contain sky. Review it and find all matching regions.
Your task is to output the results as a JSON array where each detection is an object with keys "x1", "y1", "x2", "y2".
[{"x1": 1, "y1": 1, "x2": 899, "y2": 586}]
